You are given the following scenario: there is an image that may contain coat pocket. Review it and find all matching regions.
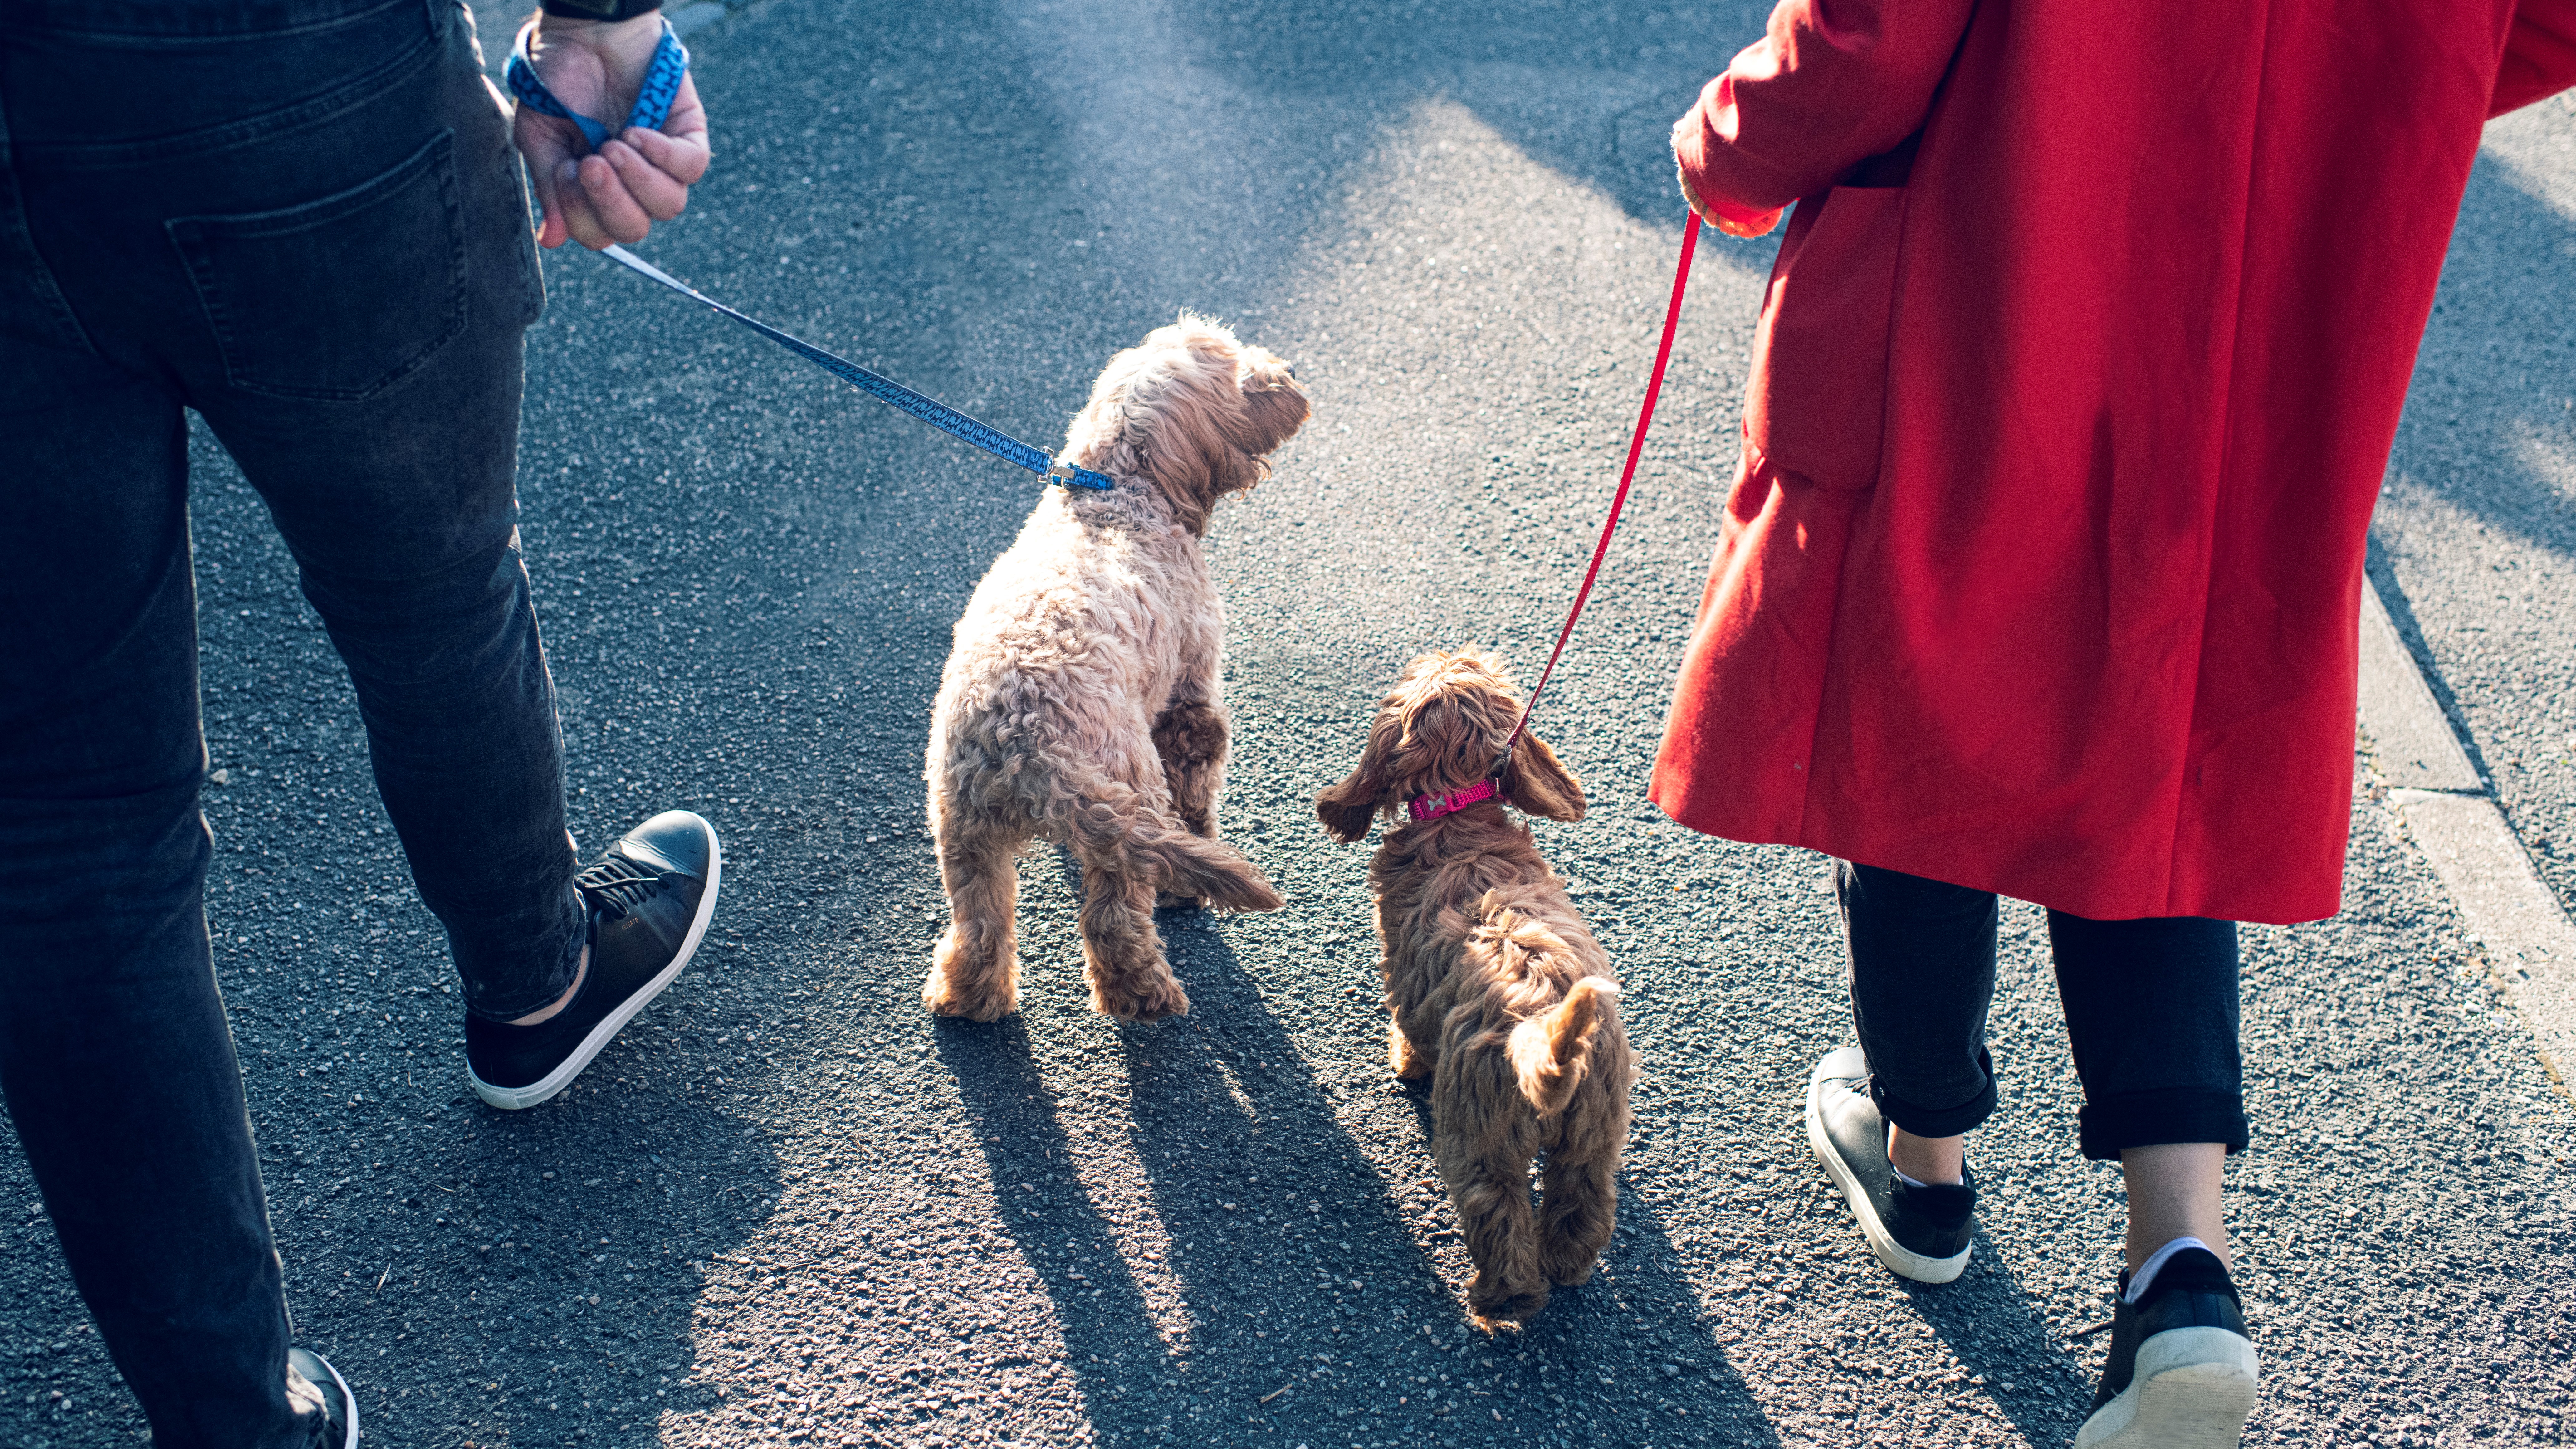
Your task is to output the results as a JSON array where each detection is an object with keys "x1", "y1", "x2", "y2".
[
  {"x1": 1743, "y1": 184, "x2": 1908, "y2": 492},
  {"x1": 168, "y1": 129, "x2": 468, "y2": 403}
]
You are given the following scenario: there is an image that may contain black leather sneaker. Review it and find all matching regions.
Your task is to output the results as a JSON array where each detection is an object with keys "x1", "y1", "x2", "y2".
[
  {"x1": 466, "y1": 810, "x2": 721, "y2": 1110},
  {"x1": 1805, "y1": 1045, "x2": 1977, "y2": 1282},
  {"x1": 2077, "y1": 1248, "x2": 2259, "y2": 1448},
  {"x1": 287, "y1": 1346, "x2": 357, "y2": 1447}
]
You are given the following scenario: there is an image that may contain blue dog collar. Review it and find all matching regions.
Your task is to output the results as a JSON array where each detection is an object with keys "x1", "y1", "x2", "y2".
[{"x1": 504, "y1": 16, "x2": 689, "y2": 151}]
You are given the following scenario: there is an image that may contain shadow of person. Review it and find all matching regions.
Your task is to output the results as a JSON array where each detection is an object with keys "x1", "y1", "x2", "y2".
[
  {"x1": 1894, "y1": 1235, "x2": 2100, "y2": 1447},
  {"x1": 338, "y1": 1049, "x2": 786, "y2": 1442},
  {"x1": 2384, "y1": 148, "x2": 2576, "y2": 564},
  {"x1": 2368, "y1": 147, "x2": 2576, "y2": 802}
]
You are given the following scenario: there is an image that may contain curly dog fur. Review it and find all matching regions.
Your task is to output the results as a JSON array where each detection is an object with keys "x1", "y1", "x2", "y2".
[
  {"x1": 924, "y1": 315, "x2": 1308, "y2": 1024},
  {"x1": 1316, "y1": 647, "x2": 1636, "y2": 1321}
]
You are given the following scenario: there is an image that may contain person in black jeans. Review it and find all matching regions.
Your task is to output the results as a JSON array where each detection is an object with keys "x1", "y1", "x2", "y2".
[
  {"x1": 0, "y1": 0, "x2": 718, "y2": 1443},
  {"x1": 1804, "y1": 863, "x2": 2250, "y2": 1445},
  {"x1": 1808, "y1": 863, "x2": 2246, "y2": 1274}
]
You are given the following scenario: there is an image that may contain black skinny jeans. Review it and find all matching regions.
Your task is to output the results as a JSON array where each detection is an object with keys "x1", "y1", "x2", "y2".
[
  {"x1": 0, "y1": 1, "x2": 581, "y2": 1442},
  {"x1": 1835, "y1": 861, "x2": 2250, "y2": 1161}
]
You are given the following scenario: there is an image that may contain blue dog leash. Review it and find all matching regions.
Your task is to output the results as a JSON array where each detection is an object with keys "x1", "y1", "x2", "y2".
[
  {"x1": 504, "y1": 17, "x2": 691, "y2": 151},
  {"x1": 598, "y1": 246, "x2": 1117, "y2": 492},
  {"x1": 507, "y1": 24, "x2": 1112, "y2": 493}
]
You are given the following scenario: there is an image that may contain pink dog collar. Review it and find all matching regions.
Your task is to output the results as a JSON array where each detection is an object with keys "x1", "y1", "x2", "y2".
[{"x1": 1406, "y1": 778, "x2": 1501, "y2": 822}]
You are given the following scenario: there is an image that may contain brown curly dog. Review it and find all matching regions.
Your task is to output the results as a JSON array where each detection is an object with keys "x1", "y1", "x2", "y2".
[
  {"x1": 923, "y1": 315, "x2": 1308, "y2": 1024},
  {"x1": 1316, "y1": 647, "x2": 1635, "y2": 1320}
]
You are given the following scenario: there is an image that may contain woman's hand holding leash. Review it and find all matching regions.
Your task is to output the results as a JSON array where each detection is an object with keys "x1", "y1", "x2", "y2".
[{"x1": 511, "y1": 12, "x2": 711, "y2": 251}]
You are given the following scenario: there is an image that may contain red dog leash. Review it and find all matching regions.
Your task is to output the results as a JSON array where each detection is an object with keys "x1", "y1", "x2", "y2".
[{"x1": 1411, "y1": 213, "x2": 1703, "y2": 822}]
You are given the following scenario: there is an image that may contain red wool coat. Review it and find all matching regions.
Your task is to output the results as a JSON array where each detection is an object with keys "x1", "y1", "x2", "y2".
[{"x1": 1650, "y1": 0, "x2": 2576, "y2": 923}]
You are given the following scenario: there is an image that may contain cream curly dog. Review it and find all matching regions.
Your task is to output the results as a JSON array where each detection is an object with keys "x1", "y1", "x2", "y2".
[
  {"x1": 1316, "y1": 647, "x2": 1635, "y2": 1320},
  {"x1": 923, "y1": 316, "x2": 1308, "y2": 1024}
]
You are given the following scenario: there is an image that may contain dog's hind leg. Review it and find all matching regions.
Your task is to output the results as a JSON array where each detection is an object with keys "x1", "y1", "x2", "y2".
[
  {"x1": 924, "y1": 824, "x2": 1022, "y2": 1022},
  {"x1": 1151, "y1": 699, "x2": 1228, "y2": 839},
  {"x1": 1151, "y1": 699, "x2": 1229, "y2": 908},
  {"x1": 1537, "y1": 1130, "x2": 1620, "y2": 1286},
  {"x1": 1436, "y1": 1080, "x2": 1548, "y2": 1320},
  {"x1": 1078, "y1": 866, "x2": 1189, "y2": 1021},
  {"x1": 1447, "y1": 1150, "x2": 1550, "y2": 1321}
]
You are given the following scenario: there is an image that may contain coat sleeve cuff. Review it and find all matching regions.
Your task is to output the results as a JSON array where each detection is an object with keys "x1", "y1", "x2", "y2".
[{"x1": 1673, "y1": 77, "x2": 1787, "y2": 239}]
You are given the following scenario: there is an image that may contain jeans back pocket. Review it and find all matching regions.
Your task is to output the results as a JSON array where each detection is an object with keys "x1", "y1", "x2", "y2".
[{"x1": 167, "y1": 128, "x2": 467, "y2": 402}]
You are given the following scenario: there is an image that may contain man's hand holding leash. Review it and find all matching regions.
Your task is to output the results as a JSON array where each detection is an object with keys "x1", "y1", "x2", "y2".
[{"x1": 510, "y1": 7, "x2": 712, "y2": 250}]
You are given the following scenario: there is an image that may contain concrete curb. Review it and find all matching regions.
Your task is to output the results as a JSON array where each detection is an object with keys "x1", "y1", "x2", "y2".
[
  {"x1": 2359, "y1": 578, "x2": 2576, "y2": 1093},
  {"x1": 2358, "y1": 581, "x2": 2483, "y2": 793}
]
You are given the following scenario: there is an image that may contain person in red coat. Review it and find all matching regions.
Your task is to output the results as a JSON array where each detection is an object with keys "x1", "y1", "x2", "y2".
[{"x1": 1659, "y1": 0, "x2": 2576, "y2": 1442}]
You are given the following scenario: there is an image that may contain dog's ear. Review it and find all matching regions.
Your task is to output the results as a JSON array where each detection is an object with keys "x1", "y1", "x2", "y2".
[
  {"x1": 1132, "y1": 368, "x2": 1244, "y2": 534},
  {"x1": 1236, "y1": 369, "x2": 1310, "y2": 457},
  {"x1": 1315, "y1": 710, "x2": 1395, "y2": 843},
  {"x1": 1136, "y1": 433, "x2": 1221, "y2": 534},
  {"x1": 1501, "y1": 730, "x2": 1586, "y2": 823},
  {"x1": 1314, "y1": 759, "x2": 1384, "y2": 843}
]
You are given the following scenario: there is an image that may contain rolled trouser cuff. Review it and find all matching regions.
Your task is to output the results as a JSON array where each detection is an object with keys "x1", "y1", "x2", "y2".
[
  {"x1": 1869, "y1": 1045, "x2": 1999, "y2": 1139},
  {"x1": 2077, "y1": 1088, "x2": 2250, "y2": 1161}
]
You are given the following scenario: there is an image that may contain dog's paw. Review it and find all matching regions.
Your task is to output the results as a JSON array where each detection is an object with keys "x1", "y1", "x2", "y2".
[
  {"x1": 1467, "y1": 1273, "x2": 1552, "y2": 1323},
  {"x1": 1539, "y1": 1241, "x2": 1601, "y2": 1286},
  {"x1": 1389, "y1": 1022, "x2": 1434, "y2": 1080},
  {"x1": 1092, "y1": 973, "x2": 1191, "y2": 1022},
  {"x1": 922, "y1": 976, "x2": 1019, "y2": 1022},
  {"x1": 922, "y1": 937, "x2": 1019, "y2": 1022}
]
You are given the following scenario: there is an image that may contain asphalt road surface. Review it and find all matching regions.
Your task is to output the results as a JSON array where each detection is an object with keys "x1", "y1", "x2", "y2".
[
  {"x1": 7, "y1": 3, "x2": 2575, "y2": 1447},
  {"x1": 2374, "y1": 90, "x2": 2576, "y2": 920}
]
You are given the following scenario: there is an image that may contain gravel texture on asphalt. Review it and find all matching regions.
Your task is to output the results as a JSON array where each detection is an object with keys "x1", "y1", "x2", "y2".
[
  {"x1": 7, "y1": 3, "x2": 2574, "y2": 1448},
  {"x1": 2372, "y1": 90, "x2": 2576, "y2": 919}
]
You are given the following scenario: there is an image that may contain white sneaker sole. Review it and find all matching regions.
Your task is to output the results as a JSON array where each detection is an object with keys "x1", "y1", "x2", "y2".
[
  {"x1": 469, "y1": 813, "x2": 723, "y2": 1111},
  {"x1": 1805, "y1": 1059, "x2": 1971, "y2": 1284},
  {"x1": 2075, "y1": 1326, "x2": 2260, "y2": 1449}
]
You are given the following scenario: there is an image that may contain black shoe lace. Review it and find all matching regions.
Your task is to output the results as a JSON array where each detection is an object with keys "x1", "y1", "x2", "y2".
[{"x1": 576, "y1": 855, "x2": 670, "y2": 920}]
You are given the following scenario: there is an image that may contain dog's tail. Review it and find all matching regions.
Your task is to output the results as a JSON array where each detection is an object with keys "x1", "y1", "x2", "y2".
[
  {"x1": 1508, "y1": 977, "x2": 1620, "y2": 1117},
  {"x1": 1057, "y1": 777, "x2": 1284, "y2": 912}
]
